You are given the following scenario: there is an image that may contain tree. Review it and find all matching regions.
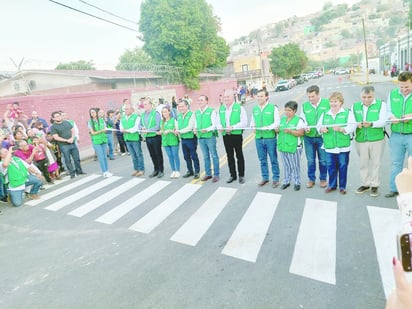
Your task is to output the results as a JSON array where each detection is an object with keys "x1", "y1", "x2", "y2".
[
  {"x1": 139, "y1": 0, "x2": 229, "y2": 89},
  {"x1": 55, "y1": 60, "x2": 95, "y2": 70},
  {"x1": 116, "y1": 47, "x2": 152, "y2": 70},
  {"x1": 269, "y1": 43, "x2": 308, "y2": 79}
]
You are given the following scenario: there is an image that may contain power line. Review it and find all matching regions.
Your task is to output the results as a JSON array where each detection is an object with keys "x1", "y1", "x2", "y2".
[
  {"x1": 78, "y1": 0, "x2": 138, "y2": 26},
  {"x1": 48, "y1": 0, "x2": 139, "y2": 33}
]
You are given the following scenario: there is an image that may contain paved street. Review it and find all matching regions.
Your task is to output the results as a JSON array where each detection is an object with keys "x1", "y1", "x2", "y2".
[{"x1": 0, "y1": 74, "x2": 401, "y2": 308}]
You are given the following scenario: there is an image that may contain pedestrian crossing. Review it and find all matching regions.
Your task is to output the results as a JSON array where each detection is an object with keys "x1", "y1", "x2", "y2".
[{"x1": 26, "y1": 174, "x2": 399, "y2": 297}]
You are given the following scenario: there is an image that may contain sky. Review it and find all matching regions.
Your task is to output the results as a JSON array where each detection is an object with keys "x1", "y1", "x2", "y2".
[{"x1": 0, "y1": 0, "x2": 359, "y2": 71}]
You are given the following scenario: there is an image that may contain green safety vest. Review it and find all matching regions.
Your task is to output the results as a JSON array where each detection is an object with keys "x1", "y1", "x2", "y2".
[
  {"x1": 195, "y1": 107, "x2": 216, "y2": 138},
  {"x1": 219, "y1": 103, "x2": 242, "y2": 136},
  {"x1": 322, "y1": 109, "x2": 351, "y2": 149},
  {"x1": 121, "y1": 114, "x2": 140, "y2": 142},
  {"x1": 7, "y1": 157, "x2": 28, "y2": 188},
  {"x1": 302, "y1": 98, "x2": 330, "y2": 137},
  {"x1": 141, "y1": 111, "x2": 158, "y2": 138},
  {"x1": 161, "y1": 118, "x2": 179, "y2": 146},
  {"x1": 277, "y1": 115, "x2": 300, "y2": 153},
  {"x1": 352, "y1": 100, "x2": 385, "y2": 142},
  {"x1": 389, "y1": 89, "x2": 412, "y2": 133},
  {"x1": 88, "y1": 118, "x2": 107, "y2": 145},
  {"x1": 177, "y1": 111, "x2": 195, "y2": 139},
  {"x1": 252, "y1": 103, "x2": 277, "y2": 139}
]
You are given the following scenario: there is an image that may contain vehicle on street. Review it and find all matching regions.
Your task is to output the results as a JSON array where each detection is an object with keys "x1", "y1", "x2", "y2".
[
  {"x1": 334, "y1": 67, "x2": 349, "y2": 75},
  {"x1": 275, "y1": 80, "x2": 290, "y2": 92},
  {"x1": 293, "y1": 75, "x2": 305, "y2": 85}
]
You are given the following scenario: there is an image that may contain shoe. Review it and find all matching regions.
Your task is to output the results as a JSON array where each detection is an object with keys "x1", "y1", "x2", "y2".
[
  {"x1": 77, "y1": 172, "x2": 87, "y2": 175},
  {"x1": 306, "y1": 181, "x2": 315, "y2": 188},
  {"x1": 272, "y1": 181, "x2": 280, "y2": 188},
  {"x1": 201, "y1": 175, "x2": 212, "y2": 181},
  {"x1": 135, "y1": 171, "x2": 144, "y2": 177},
  {"x1": 239, "y1": 177, "x2": 245, "y2": 184},
  {"x1": 319, "y1": 180, "x2": 327, "y2": 188},
  {"x1": 385, "y1": 191, "x2": 399, "y2": 198},
  {"x1": 212, "y1": 176, "x2": 220, "y2": 183},
  {"x1": 325, "y1": 187, "x2": 336, "y2": 193},
  {"x1": 121, "y1": 153, "x2": 126, "y2": 156},
  {"x1": 70, "y1": 175, "x2": 75, "y2": 179},
  {"x1": 194, "y1": 173, "x2": 200, "y2": 179},
  {"x1": 340, "y1": 189, "x2": 347, "y2": 195},
  {"x1": 103, "y1": 172, "x2": 113, "y2": 178},
  {"x1": 157, "y1": 172, "x2": 164, "y2": 178},
  {"x1": 0, "y1": 196, "x2": 8, "y2": 203},
  {"x1": 109, "y1": 157, "x2": 115, "y2": 160},
  {"x1": 356, "y1": 186, "x2": 370, "y2": 194},
  {"x1": 226, "y1": 176, "x2": 236, "y2": 183},
  {"x1": 294, "y1": 185, "x2": 301, "y2": 191},
  {"x1": 47, "y1": 181, "x2": 54, "y2": 185},
  {"x1": 183, "y1": 171, "x2": 194, "y2": 178},
  {"x1": 40, "y1": 186, "x2": 45, "y2": 190},
  {"x1": 281, "y1": 183, "x2": 290, "y2": 190},
  {"x1": 170, "y1": 172, "x2": 176, "y2": 178},
  {"x1": 370, "y1": 187, "x2": 379, "y2": 197},
  {"x1": 149, "y1": 171, "x2": 159, "y2": 178},
  {"x1": 258, "y1": 180, "x2": 269, "y2": 187},
  {"x1": 132, "y1": 171, "x2": 139, "y2": 176},
  {"x1": 174, "y1": 171, "x2": 180, "y2": 178},
  {"x1": 28, "y1": 194, "x2": 40, "y2": 200}
]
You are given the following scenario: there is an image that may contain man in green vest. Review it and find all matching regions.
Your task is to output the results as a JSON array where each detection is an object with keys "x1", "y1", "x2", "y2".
[
  {"x1": 219, "y1": 89, "x2": 247, "y2": 184},
  {"x1": 385, "y1": 71, "x2": 412, "y2": 198},
  {"x1": 177, "y1": 99, "x2": 200, "y2": 179},
  {"x1": 351, "y1": 86, "x2": 387, "y2": 197},
  {"x1": 0, "y1": 147, "x2": 43, "y2": 206},
  {"x1": 120, "y1": 104, "x2": 145, "y2": 177},
  {"x1": 250, "y1": 88, "x2": 280, "y2": 187},
  {"x1": 300, "y1": 85, "x2": 329, "y2": 189},
  {"x1": 195, "y1": 95, "x2": 220, "y2": 182}
]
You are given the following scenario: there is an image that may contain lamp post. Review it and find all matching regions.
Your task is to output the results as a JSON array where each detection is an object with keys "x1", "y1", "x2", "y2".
[{"x1": 362, "y1": 18, "x2": 370, "y2": 84}]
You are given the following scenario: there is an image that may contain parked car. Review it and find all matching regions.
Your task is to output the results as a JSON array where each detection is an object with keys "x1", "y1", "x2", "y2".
[
  {"x1": 275, "y1": 80, "x2": 290, "y2": 92},
  {"x1": 293, "y1": 75, "x2": 305, "y2": 85},
  {"x1": 334, "y1": 67, "x2": 349, "y2": 75}
]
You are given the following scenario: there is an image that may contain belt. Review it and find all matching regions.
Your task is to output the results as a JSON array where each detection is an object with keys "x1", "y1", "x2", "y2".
[{"x1": 394, "y1": 132, "x2": 412, "y2": 135}]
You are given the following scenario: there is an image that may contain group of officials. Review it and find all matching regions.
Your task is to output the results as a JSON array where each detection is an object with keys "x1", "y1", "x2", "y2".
[{"x1": 119, "y1": 71, "x2": 412, "y2": 198}]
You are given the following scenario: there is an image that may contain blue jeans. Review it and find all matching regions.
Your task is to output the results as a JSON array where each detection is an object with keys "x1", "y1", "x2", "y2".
[
  {"x1": 164, "y1": 145, "x2": 180, "y2": 171},
  {"x1": 59, "y1": 143, "x2": 83, "y2": 176},
  {"x1": 255, "y1": 138, "x2": 280, "y2": 181},
  {"x1": 9, "y1": 174, "x2": 42, "y2": 207},
  {"x1": 325, "y1": 151, "x2": 350, "y2": 190},
  {"x1": 93, "y1": 143, "x2": 108, "y2": 173},
  {"x1": 125, "y1": 140, "x2": 144, "y2": 171},
  {"x1": 303, "y1": 136, "x2": 327, "y2": 182},
  {"x1": 389, "y1": 133, "x2": 412, "y2": 192},
  {"x1": 106, "y1": 132, "x2": 115, "y2": 159},
  {"x1": 199, "y1": 136, "x2": 219, "y2": 177},
  {"x1": 181, "y1": 138, "x2": 200, "y2": 174},
  {"x1": 0, "y1": 176, "x2": 6, "y2": 199}
]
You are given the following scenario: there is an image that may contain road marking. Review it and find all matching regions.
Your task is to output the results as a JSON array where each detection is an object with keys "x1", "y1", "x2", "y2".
[
  {"x1": 26, "y1": 174, "x2": 101, "y2": 206},
  {"x1": 95, "y1": 180, "x2": 170, "y2": 224},
  {"x1": 68, "y1": 178, "x2": 145, "y2": 217},
  {"x1": 367, "y1": 206, "x2": 400, "y2": 298},
  {"x1": 129, "y1": 183, "x2": 201, "y2": 233},
  {"x1": 289, "y1": 198, "x2": 337, "y2": 285},
  {"x1": 222, "y1": 192, "x2": 281, "y2": 263},
  {"x1": 45, "y1": 176, "x2": 121, "y2": 211},
  {"x1": 170, "y1": 187, "x2": 237, "y2": 246}
]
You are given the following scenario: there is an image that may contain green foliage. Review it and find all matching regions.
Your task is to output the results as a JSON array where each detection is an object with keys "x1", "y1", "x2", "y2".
[
  {"x1": 116, "y1": 47, "x2": 152, "y2": 70},
  {"x1": 139, "y1": 0, "x2": 229, "y2": 89},
  {"x1": 341, "y1": 29, "x2": 352, "y2": 39},
  {"x1": 55, "y1": 60, "x2": 95, "y2": 70},
  {"x1": 269, "y1": 43, "x2": 308, "y2": 78}
]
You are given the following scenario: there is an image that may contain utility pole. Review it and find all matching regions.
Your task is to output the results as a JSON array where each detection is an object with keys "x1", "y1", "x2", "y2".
[{"x1": 362, "y1": 18, "x2": 370, "y2": 84}]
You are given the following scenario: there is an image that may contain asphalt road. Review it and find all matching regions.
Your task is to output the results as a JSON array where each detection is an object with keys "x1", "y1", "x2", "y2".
[{"x1": 0, "y1": 74, "x2": 401, "y2": 308}]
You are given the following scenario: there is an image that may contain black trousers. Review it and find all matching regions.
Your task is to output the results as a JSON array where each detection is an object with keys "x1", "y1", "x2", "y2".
[
  {"x1": 223, "y1": 134, "x2": 244, "y2": 178},
  {"x1": 146, "y1": 135, "x2": 164, "y2": 173}
]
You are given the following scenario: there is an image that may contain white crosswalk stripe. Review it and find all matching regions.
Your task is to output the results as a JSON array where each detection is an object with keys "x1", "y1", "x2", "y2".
[
  {"x1": 28, "y1": 175, "x2": 398, "y2": 296},
  {"x1": 95, "y1": 180, "x2": 170, "y2": 224}
]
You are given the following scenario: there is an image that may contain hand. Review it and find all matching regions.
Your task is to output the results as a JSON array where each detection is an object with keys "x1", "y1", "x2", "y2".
[
  {"x1": 362, "y1": 121, "x2": 372, "y2": 128},
  {"x1": 386, "y1": 257, "x2": 412, "y2": 309},
  {"x1": 396, "y1": 157, "x2": 412, "y2": 194}
]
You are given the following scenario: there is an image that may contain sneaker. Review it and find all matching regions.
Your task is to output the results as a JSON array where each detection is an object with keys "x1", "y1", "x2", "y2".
[
  {"x1": 104, "y1": 172, "x2": 113, "y2": 178},
  {"x1": 170, "y1": 172, "x2": 176, "y2": 179},
  {"x1": 174, "y1": 171, "x2": 180, "y2": 178},
  {"x1": 385, "y1": 191, "x2": 399, "y2": 198},
  {"x1": 135, "y1": 171, "x2": 144, "y2": 177},
  {"x1": 356, "y1": 186, "x2": 370, "y2": 194},
  {"x1": 28, "y1": 194, "x2": 40, "y2": 200},
  {"x1": 370, "y1": 187, "x2": 379, "y2": 197}
]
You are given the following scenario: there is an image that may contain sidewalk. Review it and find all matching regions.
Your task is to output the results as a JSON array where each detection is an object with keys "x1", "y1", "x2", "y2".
[{"x1": 349, "y1": 72, "x2": 398, "y2": 85}]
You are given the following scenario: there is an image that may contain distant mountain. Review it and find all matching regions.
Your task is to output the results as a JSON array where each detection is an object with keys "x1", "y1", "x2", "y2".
[{"x1": 228, "y1": 0, "x2": 408, "y2": 64}]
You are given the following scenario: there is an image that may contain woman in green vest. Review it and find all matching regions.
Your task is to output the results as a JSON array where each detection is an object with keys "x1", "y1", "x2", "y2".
[
  {"x1": 318, "y1": 92, "x2": 356, "y2": 194},
  {"x1": 88, "y1": 108, "x2": 112, "y2": 178},
  {"x1": 277, "y1": 101, "x2": 305, "y2": 191},
  {"x1": 160, "y1": 107, "x2": 180, "y2": 178}
]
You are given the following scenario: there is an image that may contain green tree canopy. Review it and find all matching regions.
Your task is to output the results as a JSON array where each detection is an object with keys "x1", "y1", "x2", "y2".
[
  {"x1": 116, "y1": 47, "x2": 152, "y2": 70},
  {"x1": 269, "y1": 43, "x2": 308, "y2": 79},
  {"x1": 55, "y1": 60, "x2": 95, "y2": 70},
  {"x1": 139, "y1": 0, "x2": 229, "y2": 89}
]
